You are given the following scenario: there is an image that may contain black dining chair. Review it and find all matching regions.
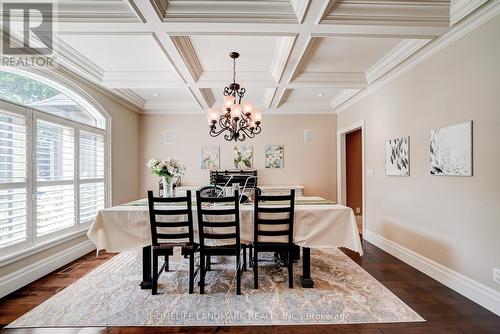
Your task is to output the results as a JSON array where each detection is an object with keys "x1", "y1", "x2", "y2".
[
  {"x1": 147, "y1": 190, "x2": 198, "y2": 295},
  {"x1": 253, "y1": 189, "x2": 295, "y2": 289},
  {"x1": 196, "y1": 190, "x2": 245, "y2": 295}
]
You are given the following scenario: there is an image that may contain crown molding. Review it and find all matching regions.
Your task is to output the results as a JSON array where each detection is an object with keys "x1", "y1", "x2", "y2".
[
  {"x1": 365, "y1": 38, "x2": 431, "y2": 84},
  {"x1": 319, "y1": 0, "x2": 451, "y2": 26},
  {"x1": 155, "y1": 0, "x2": 299, "y2": 23},
  {"x1": 170, "y1": 36, "x2": 204, "y2": 82},
  {"x1": 264, "y1": 88, "x2": 277, "y2": 109},
  {"x1": 55, "y1": 66, "x2": 143, "y2": 113},
  {"x1": 335, "y1": 0, "x2": 500, "y2": 113},
  {"x1": 54, "y1": 38, "x2": 105, "y2": 83},
  {"x1": 330, "y1": 89, "x2": 360, "y2": 109},
  {"x1": 291, "y1": 72, "x2": 368, "y2": 88},
  {"x1": 269, "y1": 36, "x2": 297, "y2": 84},
  {"x1": 55, "y1": 0, "x2": 142, "y2": 22},
  {"x1": 113, "y1": 89, "x2": 146, "y2": 109},
  {"x1": 126, "y1": 0, "x2": 147, "y2": 23},
  {"x1": 276, "y1": 88, "x2": 293, "y2": 108},
  {"x1": 199, "y1": 88, "x2": 215, "y2": 108},
  {"x1": 1, "y1": 31, "x2": 142, "y2": 113},
  {"x1": 291, "y1": 0, "x2": 311, "y2": 24},
  {"x1": 288, "y1": 36, "x2": 321, "y2": 83},
  {"x1": 450, "y1": 0, "x2": 489, "y2": 25}
]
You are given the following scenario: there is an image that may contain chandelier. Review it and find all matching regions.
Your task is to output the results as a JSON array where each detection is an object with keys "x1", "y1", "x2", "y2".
[{"x1": 206, "y1": 52, "x2": 262, "y2": 142}]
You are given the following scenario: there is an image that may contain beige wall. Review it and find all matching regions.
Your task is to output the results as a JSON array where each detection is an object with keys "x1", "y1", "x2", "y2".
[
  {"x1": 337, "y1": 16, "x2": 500, "y2": 291},
  {"x1": 139, "y1": 114, "x2": 337, "y2": 200}
]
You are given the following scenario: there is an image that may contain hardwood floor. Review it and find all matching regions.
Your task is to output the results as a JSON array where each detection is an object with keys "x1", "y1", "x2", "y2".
[{"x1": 1, "y1": 241, "x2": 499, "y2": 334}]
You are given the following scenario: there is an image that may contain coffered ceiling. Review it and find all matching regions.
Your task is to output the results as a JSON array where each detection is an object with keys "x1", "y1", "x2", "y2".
[{"x1": 6, "y1": 0, "x2": 491, "y2": 114}]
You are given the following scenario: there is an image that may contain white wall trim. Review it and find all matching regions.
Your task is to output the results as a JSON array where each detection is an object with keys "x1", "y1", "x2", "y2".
[
  {"x1": 0, "y1": 240, "x2": 96, "y2": 299},
  {"x1": 336, "y1": 119, "x2": 366, "y2": 236},
  {"x1": 365, "y1": 230, "x2": 500, "y2": 316},
  {"x1": 335, "y1": 0, "x2": 500, "y2": 113},
  {"x1": 451, "y1": 0, "x2": 489, "y2": 25}
]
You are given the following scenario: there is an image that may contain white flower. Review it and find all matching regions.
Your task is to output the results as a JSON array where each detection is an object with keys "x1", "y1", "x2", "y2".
[{"x1": 147, "y1": 157, "x2": 186, "y2": 177}]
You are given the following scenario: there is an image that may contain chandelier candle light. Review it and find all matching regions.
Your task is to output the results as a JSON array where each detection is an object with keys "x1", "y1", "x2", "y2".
[{"x1": 207, "y1": 52, "x2": 262, "y2": 142}]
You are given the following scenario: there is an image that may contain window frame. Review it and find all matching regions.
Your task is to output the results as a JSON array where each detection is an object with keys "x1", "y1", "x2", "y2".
[{"x1": 0, "y1": 72, "x2": 111, "y2": 266}]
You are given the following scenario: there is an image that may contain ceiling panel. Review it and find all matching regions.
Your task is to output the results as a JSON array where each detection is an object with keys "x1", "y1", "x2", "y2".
[
  {"x1": 58, "y1": 34, "x2": 174, "y2": 72},
  {"x1": 304, "y1": 37, "x2": 403, "y2": 72},
  {"x1": 189, "y1": 35, "x2": 280, "y2": 72},
  {"x1": 285, "y1": 88, "x2": 342, "y2": 103}
]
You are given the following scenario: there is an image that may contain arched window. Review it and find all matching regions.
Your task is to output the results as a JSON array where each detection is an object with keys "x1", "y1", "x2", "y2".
[{"x1": 0, "y1": 68, "x2": 109, "y2": 256}]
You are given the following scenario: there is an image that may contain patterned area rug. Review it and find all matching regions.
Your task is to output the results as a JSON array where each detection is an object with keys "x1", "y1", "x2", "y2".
[{"x1": 8, "y1": 249, "x2": 424, "y2": 327}]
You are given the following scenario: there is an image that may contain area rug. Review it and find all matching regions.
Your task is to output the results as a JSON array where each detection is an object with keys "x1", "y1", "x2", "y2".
[{"x1": 8, "y1": 249, "x2": 424, "y2": 327}]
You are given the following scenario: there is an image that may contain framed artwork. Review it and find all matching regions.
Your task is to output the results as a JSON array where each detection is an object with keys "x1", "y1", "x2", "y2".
[
  {"x1": 385, "y1": 137, "x2": 409, "y2": 176},
  {"x1": 265, "y1": 145, "x2": 284, "y2": 168},
  {"x1": 430, "y1": 121, "x2": 472, "y2": 176},
  {"x1": 233, "y1": 145, "x2": 253, "y2": 169},
  {"x1": 200, "y1": 145, "x2": 220, "y2": 170}
]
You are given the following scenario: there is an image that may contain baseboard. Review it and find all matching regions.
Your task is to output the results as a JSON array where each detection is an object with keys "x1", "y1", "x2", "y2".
[
  {"x1": 0, "y1": 240, "x2": 96, "y2": 299},
  {"x1": 364, "y1": 230, "x2": 500, "y2": 316}
]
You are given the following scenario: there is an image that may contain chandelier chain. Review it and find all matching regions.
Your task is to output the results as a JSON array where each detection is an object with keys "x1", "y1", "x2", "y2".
[{"x1": 232, "y1": 57, "x2": 236, "y2": 85}]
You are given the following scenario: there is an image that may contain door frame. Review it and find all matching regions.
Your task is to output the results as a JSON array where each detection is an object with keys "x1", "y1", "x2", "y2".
[{"x1": 337, "y1": 119, "x2": 366, "y2": 237}]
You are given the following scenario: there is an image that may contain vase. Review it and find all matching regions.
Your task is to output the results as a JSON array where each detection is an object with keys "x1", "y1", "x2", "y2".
[{"x1": 161, "y1": 176, "x2": 173, "y2": 198}]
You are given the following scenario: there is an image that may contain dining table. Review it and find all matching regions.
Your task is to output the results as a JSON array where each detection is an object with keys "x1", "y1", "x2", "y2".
[{"x1": 87, "y1": 196, "x2": 363, "y2": 289}]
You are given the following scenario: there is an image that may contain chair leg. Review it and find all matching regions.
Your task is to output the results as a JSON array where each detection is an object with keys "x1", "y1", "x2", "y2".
[
  {"x1": 152, "y1": 252, "x2": 158, "y2": 295},
  {"x1": 199, "y1": 253, "x2": 205, "y2": 294},
  {"x1": 236, "y1": 252, "x2": 241, "y2": 295},
  {"x1": 189, "y1": 252, "x2": 194, "y2": 294},
  {"x1": 206, "y1": 255, "x2": 211, "y2": 271},
  {"x1": 165, "y1": 255, "x2": 169, "y2": 272},
  {"x1": 249, "y1": 245, "x2": 253, "y2": 268},
  {"x1": 253, "y1": 249, "x2": 258, "y2": 289},
  {"x1": 288, "y1": 249, "x2": 293, "y2": 289},
  {"x1": 243, "y1": 245, "x2": 247, "y2": 271}
]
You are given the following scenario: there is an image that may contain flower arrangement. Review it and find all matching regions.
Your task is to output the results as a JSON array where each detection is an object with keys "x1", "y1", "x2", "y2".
[{"x1": 147, "y1": 157, "x2": 186, "y2": 180}]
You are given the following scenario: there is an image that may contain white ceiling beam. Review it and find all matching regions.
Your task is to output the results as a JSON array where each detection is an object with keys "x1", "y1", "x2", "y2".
[
  {"x1": 365, "y1": 39, "x2": 432, "y2": 84},
  {"x1": 54, "y1": 22, "x2": 447, "y2": 39},
  {"x1": 269, "y1": 36, "x2": 297, "y2": 83},
  {"x1": 129, "y1": 0, "x2": 209, "y2": 110}
]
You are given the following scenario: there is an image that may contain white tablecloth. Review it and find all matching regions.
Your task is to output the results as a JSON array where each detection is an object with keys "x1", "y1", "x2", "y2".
[{"x1": 87, "y1": 197, "x2": 363, "y2": 255}]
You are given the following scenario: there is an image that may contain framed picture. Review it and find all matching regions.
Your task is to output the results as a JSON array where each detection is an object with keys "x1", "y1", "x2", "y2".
[
  {"x1": 200, "y1": 145, "x2": 220, "y2": 170},
  {"x1": 385, "y1": 137, "x2": 409, "y2": 176},
  {"x1": 265, "y1": 145, "x2": 284, "y2": 168},
  {"x1": 233, "y1": 145, "x2": 253, "y2": 169},
  {"x1": 430, "y1": 121, "x2": 472, "y2": 176}
]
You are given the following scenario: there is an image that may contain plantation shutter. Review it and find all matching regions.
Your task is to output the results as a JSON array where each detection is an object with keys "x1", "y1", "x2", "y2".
[
  {"x1": 79, "y1": 131, "x2": 105, "y2": 223},
  {"x1": 36, "y1": 120, "x2": 75, "y2": 236},
  {"x1": 0, "y1": 110, "x2": 27, "y2": 248}
]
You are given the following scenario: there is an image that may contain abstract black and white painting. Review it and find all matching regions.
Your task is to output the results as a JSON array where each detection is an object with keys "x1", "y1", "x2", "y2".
[
  {"x1": 385, "y1": 136, "x2": 410, "y2": 176},
  {"x1": 430, "y1": 121, "x2": 472, "y2": 176}
]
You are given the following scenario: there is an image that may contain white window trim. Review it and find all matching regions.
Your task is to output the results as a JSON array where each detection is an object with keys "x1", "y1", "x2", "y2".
[{"x1": 0, "y1": 70, "x2": 111, "y2": 267}]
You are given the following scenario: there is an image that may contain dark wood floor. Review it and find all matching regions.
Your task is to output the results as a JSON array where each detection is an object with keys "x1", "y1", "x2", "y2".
[{"x1": 1, "y1": 240, "x2": 499, "y2": 334}]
